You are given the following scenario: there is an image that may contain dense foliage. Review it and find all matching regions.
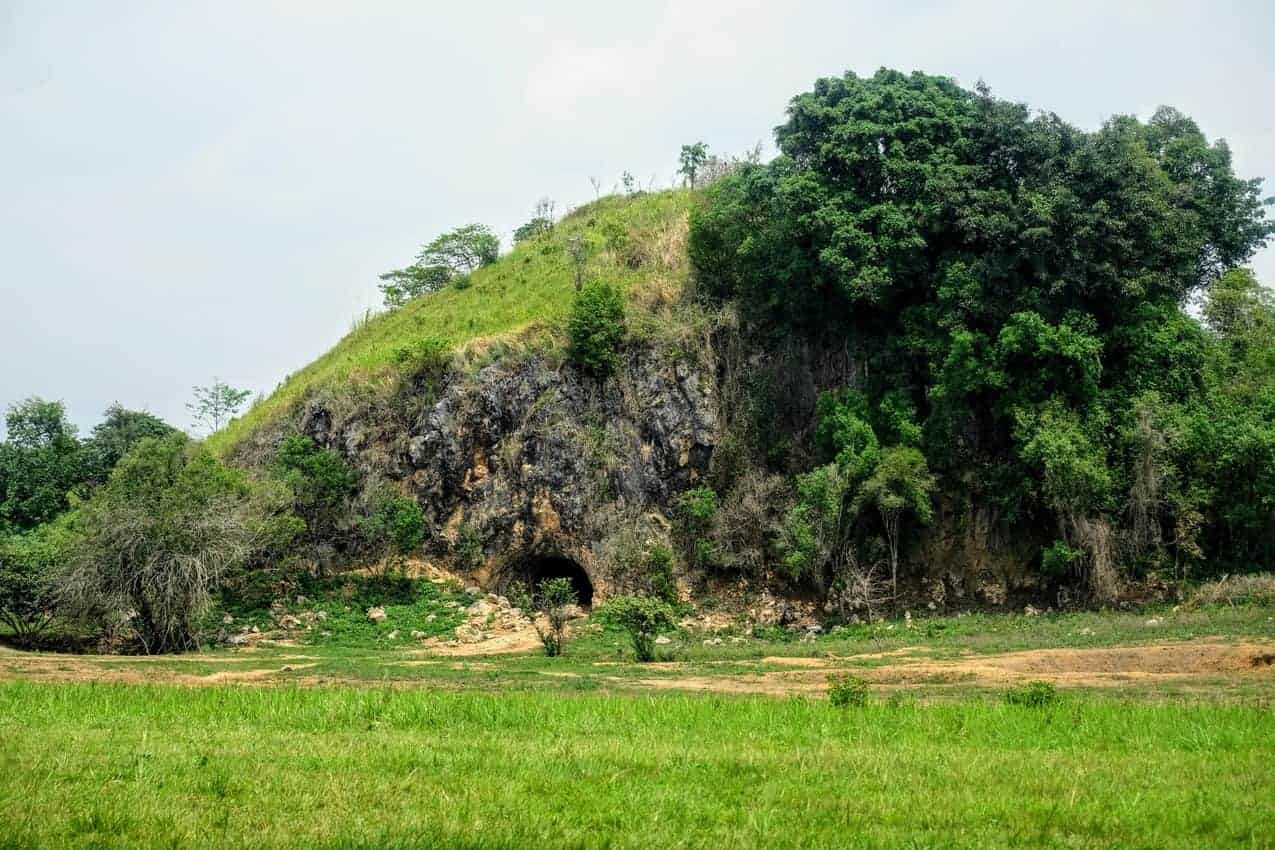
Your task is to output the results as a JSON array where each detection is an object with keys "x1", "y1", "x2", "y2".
[
  {"x1": 59, "y1": 434, "x2": 294, "y2": 652},
  {"x1": 691, "y1": 69, "x2": 1274, "y2": 592},
  {"x1": 568, "y1": 280, "x2": 626, "y2": 376}
]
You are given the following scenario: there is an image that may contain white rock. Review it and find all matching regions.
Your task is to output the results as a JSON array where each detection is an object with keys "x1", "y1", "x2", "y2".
[
  {"x1": 367, "y1": 606, "x2": 388, "y2": 623},
  {"x1": 654, "y1": 635, "x2": 672, "y2": 645},
  {"x1": 464, "y1": 585, "x2": 481, "y2": 595},
  {"x1": 410, "y1": 630, "x2": 425, "y2": 639},
  {"x1": 466, "y1": 600, "x2": 496, "y2": 618},
  {"x1": 386, "y1": 630, "x2": 400, "y2": 640},
  {"x1": 222, "y1": 614, "x2": 234, "y2": 625}
]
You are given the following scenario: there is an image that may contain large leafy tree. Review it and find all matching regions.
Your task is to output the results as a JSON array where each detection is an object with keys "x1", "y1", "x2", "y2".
[
  {"x1": 691, "y1": 68, "x2": 1272, "y2": 582},
  {"x1": 82, "y1": 404, "x2": 176, "y2": 485},
  {"x1": 0, "y1": 398, "x2": 84, "y2": 533}
]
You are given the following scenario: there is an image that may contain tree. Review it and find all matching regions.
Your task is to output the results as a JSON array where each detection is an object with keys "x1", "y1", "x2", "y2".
[
  {"x1": 83, "y1": 404, "x2": 176, "y2": 485},
  {"x1": 379, "y1": 224, "x2": 500, "y2": 308},
  {"x1": 0, "y1": 398, "x2": 83, "y2": 533},
  {"x1": 59, "y1": 434, "x2": 276, "y2": 653},
  {"x1": 378, "y1": 264, "x2": 452, "y2": 308},
  {"x1": 854, "y1": 446, "x2": 935, "y2": 598},
  {"x1": 678, "y1": 142, "x2": 709, "y2": 188},
  {"x1": 273, "y1": 435, "x2": 356, "y2": 547},
  {"x1": 187, "y1": 380, "x2": 251, "y2": 435},
  {"x1": 567, "y1": 280, "x2": 626, "y2": 377},
  {"x1": 688, "y1": 68, "x2": 1273, "y2": 583},
  {"x1": 597, "y1": 595, "x2": 678, "y2": 662},
  {"x1": 508, "y1": 577, "x2": 577, "y2": 657},
  {"x1": 513, "y1": 198, "x2": 555, "y2": 245}
]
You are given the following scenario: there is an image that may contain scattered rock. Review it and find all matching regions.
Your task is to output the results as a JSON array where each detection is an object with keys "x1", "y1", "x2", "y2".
[
  {"x1": 1145, "y1": 617, "x2": 1162, "y2": 627},
  {"x1": 281, "y1": 665, "x2": 294, "y2": 672},
  {"x1": 464, "y1": 585, "x2": 481, "y2": 595},
  {"x1": 226, "y1": 634, "x2": 247, "y2": 646},
  {"x1": 222, "y1": 613, "x2": 234, "y2": 625},
  {"x1": 367, "y1": 606, "x2": 387, "y2": 623},
  {"x1": 410, "y1": 630, "x2": 425, "y2": 639},
  {"x1": 1024, "y1": 605, "x2": 1042, "y2": 617},
  {"x1": 702, "y1": 637, "x2": 723, "y2": 647},
  {"x1": 387, "y1": 630, "x2": 400, "y2": 640},
  {"x1": 654, "y1": 635, "x2": 672, "y2": 646},
  {"x1": 277, "y1": 614, "x2": 301, "y2": 629}
]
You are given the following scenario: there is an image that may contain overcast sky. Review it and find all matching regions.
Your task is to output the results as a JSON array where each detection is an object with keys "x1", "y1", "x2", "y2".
[{"x1": 2, "y1": 1, "x2": 1272, "y2": 436}]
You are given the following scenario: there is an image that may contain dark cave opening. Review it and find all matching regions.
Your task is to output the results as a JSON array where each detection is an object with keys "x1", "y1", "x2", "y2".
[{"x1": 518, "y1": 555, "x2": 594, "y2": 609}]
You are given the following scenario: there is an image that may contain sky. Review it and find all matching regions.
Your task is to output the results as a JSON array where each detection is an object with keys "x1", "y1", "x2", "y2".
[{"x1": 2, "y1": 0, "x2": 1273, "y2": 436}]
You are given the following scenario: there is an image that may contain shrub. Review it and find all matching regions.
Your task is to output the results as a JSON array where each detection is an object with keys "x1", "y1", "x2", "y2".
[
  {"x1": 646, "y1": 544, "x2": 679, "y2": 606},
  {"x1": 1004, "y1": 680, "x2": 1059, "y2": 707},
  {"x1": 0, "y1": 519, "x2": 69, "y2": 646},
  {"x1": 1186, "y1": 573, "x2": 1275, "y2": 609},
  {"x1": 827, "y1": 673, "x2": 870, "y2": 708},
  {"x1": 454, "y1": 523, "x2": 484, "y2": 569},
  {"x1": 675, "y1": 486, "x2": 720, "y2": 569},
  {"x1": 361, "y1": 492, "x2": 426, "y2": 556},
  {"x1": 1041, "y1": 540, "x2": 1083, "y2": 578},
  {"x1": 508, "y1": 577, "x2": 577, "y2": 657},
  {"x1": 597, "y1": 595, "x2": 678, "y2": 662},
  {"x1": 568, "y1": 280, "x2": 625, "y2": 377}
]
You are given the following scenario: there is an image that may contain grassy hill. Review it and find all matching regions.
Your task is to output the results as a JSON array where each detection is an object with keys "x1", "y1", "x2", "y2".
[{"x1": 209, "y1": 189, "x2": 695, "y2": 455}]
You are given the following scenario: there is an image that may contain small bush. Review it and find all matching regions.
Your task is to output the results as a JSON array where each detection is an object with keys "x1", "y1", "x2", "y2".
[
  {"x1": 827, "y1": 673, "x2": 870, "y2": 708},
  {"x1": 454, "y1": 523, "x2": 484, "y2": 569},
  {"x1": 568, "y1": 280, "x2": 626, "y2": 377},
  {"x1": 1041, "y1": 540, "x2": 1082, "y2": 577},
  {"x1": 1004, "y1": 680, "x2": 1058, "y2": 708},
  {"x1": 598, "y1": 595, "x2": 678, "y2": 662},
  {"x1": 646, "y1": 544, "x2": 679, "y2": 605},
  {"x1": 508, "y1": 577, "x2": 577, "y2": 657},
  {"x1": 675, "y1": 486, "x2": 720, "y2": 569},
  {"x1": 1187, "y1": 573, "x2": 1275, "y2": 608}
]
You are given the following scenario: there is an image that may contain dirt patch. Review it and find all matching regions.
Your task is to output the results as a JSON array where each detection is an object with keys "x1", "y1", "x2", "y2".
[
  {"x1": 0, "y1": 651, "x2": 319, "y2": 687},
  {"x1": 417, "y1": 630, "x2": 544, "y2": 656},
  {"x1": 628, "y1": 641, "x2": 1275, "y2": 696}
]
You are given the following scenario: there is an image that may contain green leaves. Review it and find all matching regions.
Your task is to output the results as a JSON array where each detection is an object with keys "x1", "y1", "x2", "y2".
[
  {"x1": 597, "y1": 595, "x2": 677, "y2": 662},
  {"x1": 567, "y1": 280, "x2": 625, "y2": 377},
  {"x1": 379, "y1": 223, "x2": 501, "y2": 308}
]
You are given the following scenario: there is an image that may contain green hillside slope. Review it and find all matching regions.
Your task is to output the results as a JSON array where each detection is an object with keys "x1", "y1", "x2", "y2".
[{"x1": 210, "y1": 189, "x2": 694, "y2": 454}]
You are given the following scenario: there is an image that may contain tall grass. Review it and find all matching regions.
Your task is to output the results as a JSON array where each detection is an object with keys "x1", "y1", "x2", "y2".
[{"x1": 0, "y1": 682, "x2": 1270, "y2": 848}]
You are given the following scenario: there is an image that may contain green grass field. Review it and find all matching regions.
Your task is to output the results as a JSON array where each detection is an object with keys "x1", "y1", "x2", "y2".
[
  {"x1": 1, "y1": 600, "x2": 1273, "y2": 848},
  {"x1": 0, "y1": 682, "x2": 1271, "y2": 849}
]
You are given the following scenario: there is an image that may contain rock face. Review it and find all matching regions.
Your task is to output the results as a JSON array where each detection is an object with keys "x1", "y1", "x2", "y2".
[{"x1": 301, "y1": 344, "x2": 717, "y2": 601}]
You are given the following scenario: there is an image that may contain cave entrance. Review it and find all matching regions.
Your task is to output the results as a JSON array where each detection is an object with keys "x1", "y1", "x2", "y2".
[{"x1": 518, "y1": 555, "x2": 594, "y2": 609}]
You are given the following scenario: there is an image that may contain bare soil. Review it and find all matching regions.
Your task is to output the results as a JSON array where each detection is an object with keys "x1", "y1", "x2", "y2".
[{"x1": 2, "y1": 640, "x2": 1270, "y2": 695}]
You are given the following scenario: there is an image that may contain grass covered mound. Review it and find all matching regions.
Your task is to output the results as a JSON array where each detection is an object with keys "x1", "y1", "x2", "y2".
[
  {"x1": 0, "y1": 683, "x2": 1270, "y2": 849},
  {"x1": 209, "y1": 190, "x2": 694, "y2": 456}
]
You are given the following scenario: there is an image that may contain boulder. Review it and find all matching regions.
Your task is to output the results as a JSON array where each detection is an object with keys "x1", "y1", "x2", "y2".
[{"x1": 367, "y1": 606, "x2": 387, "y2": 623}]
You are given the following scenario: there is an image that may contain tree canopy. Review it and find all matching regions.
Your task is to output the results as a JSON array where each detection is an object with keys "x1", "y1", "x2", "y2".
[{"x1": 691, "y1": 68, "x2": 1274, "y2": 586}]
